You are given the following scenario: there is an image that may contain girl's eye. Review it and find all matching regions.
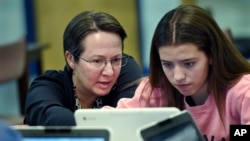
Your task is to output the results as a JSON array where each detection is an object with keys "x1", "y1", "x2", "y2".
[
  {"x1": 184, "y1": 62, "x2": 194, "y2": 68},
  {"x1": 162, "y1": 62, "x2": 173, "y2": 69}
]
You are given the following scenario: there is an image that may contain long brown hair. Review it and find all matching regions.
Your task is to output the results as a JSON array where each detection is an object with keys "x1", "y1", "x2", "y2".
[{"x1": 149, "y1": 4, "x2": 250, "y2": 125}]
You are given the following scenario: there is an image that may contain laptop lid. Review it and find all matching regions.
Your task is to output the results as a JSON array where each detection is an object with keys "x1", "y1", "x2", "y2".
[
  {"x1": 14, "y1": 126, "x2": 110, "y2": 141},
  {"x1": 74, "y1": 107, "x2": 180, "y2": 141},
  {"x1": 139, "y1": 110, "x2": 205, "y2": 141}
]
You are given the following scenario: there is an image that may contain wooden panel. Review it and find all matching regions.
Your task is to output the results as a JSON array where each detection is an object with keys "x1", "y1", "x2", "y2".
[{"x1": 34, "y1": 0, "x2": 141, "y2": 72}]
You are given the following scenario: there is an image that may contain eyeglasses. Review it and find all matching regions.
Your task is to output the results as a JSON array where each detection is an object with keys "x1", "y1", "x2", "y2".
[{"x1": 77, "y1": 56, "x2": 128, "y2": 68}]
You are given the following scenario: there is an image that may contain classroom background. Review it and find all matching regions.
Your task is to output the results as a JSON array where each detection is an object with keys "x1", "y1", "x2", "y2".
[{"x1": 0, "y1": 0, "x2": 249, "y2": 123}]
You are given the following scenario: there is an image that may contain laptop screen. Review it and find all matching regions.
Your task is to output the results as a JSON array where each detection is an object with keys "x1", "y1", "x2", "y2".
[
  {"x1": 14, "y1": 126, "x2": 109, "y2": 141},
  {"x1": 144, "y1": 120, "x2": 201, "y2": 141},
  {"x1": 22, "y1": 137, "x2": 105, "y2": 141},
  {"x1": 140, "y1": 110, "x2": 205, "y2": 141}
]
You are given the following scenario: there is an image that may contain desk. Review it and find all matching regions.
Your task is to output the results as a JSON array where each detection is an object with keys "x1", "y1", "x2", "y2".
[{"x1": 18, "y1": 43, "x2": 49, "y2": 115}]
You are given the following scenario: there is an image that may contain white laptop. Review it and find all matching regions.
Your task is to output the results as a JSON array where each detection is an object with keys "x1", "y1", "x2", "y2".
[
  {"x1": 74, "y1": 107, "x2": 180, "y2": 141},
  {"x1": 14, "y1": 126, "x2": 110, "y2": 141}
]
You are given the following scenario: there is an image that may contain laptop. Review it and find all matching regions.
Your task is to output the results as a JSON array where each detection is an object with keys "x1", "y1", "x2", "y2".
[
  {"x1": 74, "y1": 107, "x2": 181, "y2": 141},
  {"x1": 138, "y1": 110, "x2": 205, "y2": 141},
  {"x1": 14, "y1": 126, "x2": 110, "y2": 141}
]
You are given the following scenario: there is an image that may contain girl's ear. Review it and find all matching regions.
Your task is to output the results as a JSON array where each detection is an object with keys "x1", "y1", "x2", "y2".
[{"x1": 65, "y1": 51, "x2": 76, "y2": 69}]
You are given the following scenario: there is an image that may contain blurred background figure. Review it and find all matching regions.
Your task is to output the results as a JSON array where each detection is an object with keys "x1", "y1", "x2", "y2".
[{"x1": 0, "y1": 120, "x2": 22, "y2": 141}]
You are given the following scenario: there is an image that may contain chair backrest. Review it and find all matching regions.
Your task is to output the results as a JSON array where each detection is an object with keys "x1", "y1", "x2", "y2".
[
  {"x1": 0, "y1": 37, "x2": 27, "y2": 122},
  {"x1": 0, "y1": 38, "x2": 26, "y2": 83}
]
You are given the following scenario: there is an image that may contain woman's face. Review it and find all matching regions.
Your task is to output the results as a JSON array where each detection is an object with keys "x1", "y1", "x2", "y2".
[
  {"x1": 159, "y1": 43, "x2": 210, "y2": 97},
  {"x1": 73, "y1": 31, "x2": 122, "y2": 96}
]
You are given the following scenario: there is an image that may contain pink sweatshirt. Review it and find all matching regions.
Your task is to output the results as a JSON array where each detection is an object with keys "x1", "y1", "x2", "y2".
[{"x1": 111, "y1": 74, "x2": 250, "y2": 141}]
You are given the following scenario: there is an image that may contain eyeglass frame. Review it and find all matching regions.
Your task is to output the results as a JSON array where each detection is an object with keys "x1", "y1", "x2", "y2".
[{"x1": 75, "y1": 55, "x2": 128, "y2": 68}]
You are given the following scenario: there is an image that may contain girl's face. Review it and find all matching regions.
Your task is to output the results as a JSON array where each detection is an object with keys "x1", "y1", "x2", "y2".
[
  {"x1": 159, "y1": 43, "x2": 210, "y2": 98},
  {"x1": 72, "y1": 31, "x2": 122, "y2": 96}
]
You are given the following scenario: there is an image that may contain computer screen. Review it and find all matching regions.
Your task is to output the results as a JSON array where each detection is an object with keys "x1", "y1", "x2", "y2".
[{"x1": 23, "y1": 137, "x2": 105, "y2": 141}]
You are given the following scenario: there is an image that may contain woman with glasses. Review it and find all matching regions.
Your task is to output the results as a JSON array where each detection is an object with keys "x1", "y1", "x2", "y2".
[{"x1": 24, "y1": 11, "x2": 143, "y2": 126}]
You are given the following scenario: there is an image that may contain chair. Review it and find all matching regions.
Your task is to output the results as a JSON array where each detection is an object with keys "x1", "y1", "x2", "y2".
[
  {"x1": 0, "y1": 38, "x2": 26, "y2": 83},
  {"x1": 0, "y1": 37, "x2": 27, "y2": 124}
]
